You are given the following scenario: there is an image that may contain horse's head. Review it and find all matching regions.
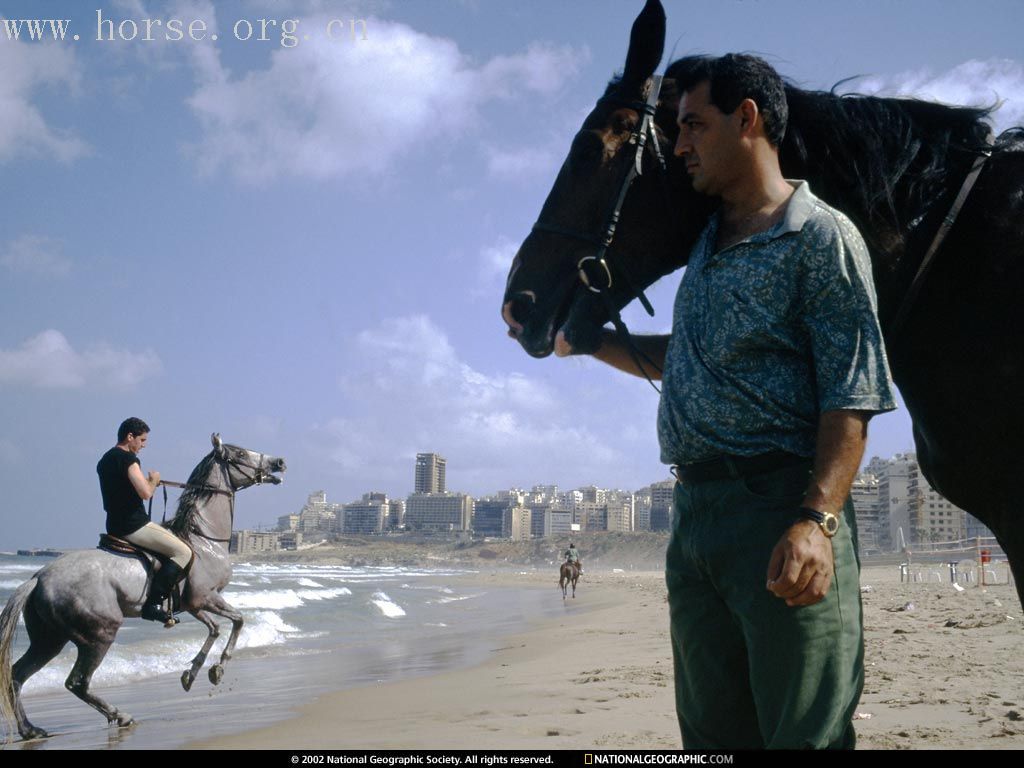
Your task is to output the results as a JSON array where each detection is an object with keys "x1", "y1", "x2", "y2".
[
  {"x1": 501, "y1": 0, "x2": 712, "y2": 358},
  {"x1": 211, "y1": 433, "x2": 287, "y2": 490}
]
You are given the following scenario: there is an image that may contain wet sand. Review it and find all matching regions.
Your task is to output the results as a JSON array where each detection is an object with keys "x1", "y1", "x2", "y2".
[{"x1": 190, "y1": 565, "x2": 1024, "y2": 751}]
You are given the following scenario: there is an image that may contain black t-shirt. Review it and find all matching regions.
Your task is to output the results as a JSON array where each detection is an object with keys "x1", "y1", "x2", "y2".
[{"x1": 97, "y1": 447, "x2": 149, "y2": 536}]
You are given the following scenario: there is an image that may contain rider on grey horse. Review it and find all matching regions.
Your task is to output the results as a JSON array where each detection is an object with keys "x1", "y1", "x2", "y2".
[{"x1": 97, "y1": 417, "x2": 193, "y2": 623}]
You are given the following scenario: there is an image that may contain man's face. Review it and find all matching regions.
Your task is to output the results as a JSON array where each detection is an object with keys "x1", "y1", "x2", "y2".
[
  {"x1": 674, "y1": 80, "x2": 743, "y2": 196},
  {"x1": 126, "y1": 432, "x2": 148, "y2": 453}
]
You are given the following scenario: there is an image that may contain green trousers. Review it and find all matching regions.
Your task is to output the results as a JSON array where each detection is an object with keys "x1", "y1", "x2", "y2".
[{"x1": 665, "y1": 459, "x2": 863, "y2": 749}]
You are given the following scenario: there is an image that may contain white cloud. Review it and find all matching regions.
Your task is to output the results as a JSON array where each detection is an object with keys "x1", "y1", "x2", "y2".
[
  {"x1": 0, "y1": 330, "x2": 162, "y2": 390},
  {"x1": 314, "y1": 315, "x2": 624, "y2": 493},
  {"x1": 101, "y1": 0, "x2": 220, "y2": 75},
  {"x1": 0, "y1": 37, "x2": 88, "y2": 162},
  {"x1": 475, "y1": 236, "x2": 518, "y2": 297},
  {"x1": 241, "y1": 0, "x2": 392, "y2": 13},
  {"x1": 857, "y1": 58, "x2": 1024, "y2": 133},
  {"x1": 0, "y1": 235, "x2": 71, "y2": 277},
  {"x1": 184, "y1": 17, "x2": 585, "y2": 182}
]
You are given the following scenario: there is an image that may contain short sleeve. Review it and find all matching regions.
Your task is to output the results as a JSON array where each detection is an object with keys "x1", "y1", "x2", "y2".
[{"x1": 798, "y1": 212, "x2": 898, "y2": 415}]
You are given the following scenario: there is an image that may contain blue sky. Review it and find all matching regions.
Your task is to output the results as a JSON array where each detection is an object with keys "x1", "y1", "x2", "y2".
[{"x1": 2, "y1": 0, "x2": 1022, "y2": 549}]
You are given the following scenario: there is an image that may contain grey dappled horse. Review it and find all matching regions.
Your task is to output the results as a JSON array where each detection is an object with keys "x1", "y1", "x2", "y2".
[{"x1": 0, "y1": 434, "x2": 285, "y2": 741}]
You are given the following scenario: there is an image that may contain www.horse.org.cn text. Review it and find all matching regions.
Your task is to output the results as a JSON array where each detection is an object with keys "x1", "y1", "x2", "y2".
[{"x1": 1, "y1": 11, "x2": 368, "y2": 48}]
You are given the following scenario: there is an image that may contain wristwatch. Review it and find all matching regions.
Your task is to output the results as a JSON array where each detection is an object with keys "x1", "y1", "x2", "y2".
[{"x1": 797, "y1": 506, "x2": 840, "y2": 538}]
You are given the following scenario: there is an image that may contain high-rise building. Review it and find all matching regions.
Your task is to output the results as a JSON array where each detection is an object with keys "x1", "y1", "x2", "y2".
[
  {"x1": 473, "y1": 499, "x2": 510, "y2": 538},
  {"x1": 851, "y1": 474, "x2": 882, "y2": 554},
  {"x1": 504, "y1": 507, "x2": 532, "y2": 540},
  {"x1": 862, "y1": 453, "x2": 988, "y2": 551},
  {"x1": 415, "y1": 453, "x2": 446, "y2": 494},
  {"x1": 908, "y1": 467, "x2": 968, "y2": 545},
  {"x1": 874, "y1": 454, "x2": 914, "y2": 551},
  {"x1": 276, "y1": 513, "x2": 300, "y2": 532},
  {"x1": 405, "y1": 492, "x2": 472, "y2": 531},
  {"x1": 231, "y1": 530, "x2": 280, "y2": 554},
  {"x1": 388, "y1": 499, "x2": 406, "y2": 530},
  {"x1": 649, "y1": 480, "x2": 675, "y2": 532},
  {"x1": 299, "y1": 490, "x2": 340, "y2": 535},
  {"x1": 342, "y1": 493, "x2": 389, "y2": 535},
  {"x1": 633, "y1": 488, "x2": 653, "y2": 532},
  {"x1": 527, "y1": 502, "x2": 551, "y2": 537}
]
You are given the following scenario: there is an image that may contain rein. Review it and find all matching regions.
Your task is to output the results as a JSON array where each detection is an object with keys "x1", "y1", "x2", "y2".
[
  {"x1": 148, "y1": 478, "x2": 234, "y2": 542},
  {"x1": 890, "y1": 132, "x2": 994, "y2": 333},
  {"x1": 532, "y1": 75, "x2": 672, "y2": 394}
]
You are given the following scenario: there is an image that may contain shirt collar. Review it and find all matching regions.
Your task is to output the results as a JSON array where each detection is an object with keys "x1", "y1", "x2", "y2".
[
  {"x1": 777, "y1": 179, "x2": 815, "y2": 236},
  {"x1": 702, "y1": 179, "x2": 815, "y2": 258}
]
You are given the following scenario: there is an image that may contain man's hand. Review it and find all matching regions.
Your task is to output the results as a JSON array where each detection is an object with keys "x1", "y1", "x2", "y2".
[
  {"x1": 766, "y1": 519, "x2": 833, "y2": 607},
  {"x1": 147, "y1": 470, "x2": 161, "y2": 487}
]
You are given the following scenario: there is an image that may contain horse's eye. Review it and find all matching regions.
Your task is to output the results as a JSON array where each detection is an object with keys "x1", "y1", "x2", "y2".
[{"x1": 612, "y1": 113, "x2": 637, "y2": 134}]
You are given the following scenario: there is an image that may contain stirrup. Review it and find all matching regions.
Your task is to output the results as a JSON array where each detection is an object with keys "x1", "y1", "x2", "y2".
[{"x1": 141, "y1": 602, "x2": 179, "y2": 628}]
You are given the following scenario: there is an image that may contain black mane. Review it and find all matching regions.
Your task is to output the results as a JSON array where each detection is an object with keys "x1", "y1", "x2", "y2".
[
  {"x1": 167, "y1": 451, "x2": 220, "y2": 536},
  {"x1": 605, "y1": 65, "x2": 1005, "y2": 262},
  {"x1": 780, "y1": 86, "x2": 995, "y2": 253}
]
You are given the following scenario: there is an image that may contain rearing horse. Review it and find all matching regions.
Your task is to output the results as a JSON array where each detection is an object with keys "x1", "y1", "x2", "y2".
[
  {"x1": 0, "y1": 433, "x2": 285, "y2": 741},
  {"x1": 559, "y1": 562, "x2": 580, "y2": 600}
]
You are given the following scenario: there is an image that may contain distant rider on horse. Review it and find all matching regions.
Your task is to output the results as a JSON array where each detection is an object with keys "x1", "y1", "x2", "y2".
[
  {"x1": 97, "y1": 417, "x2": 193, "y2": 623},
  {"x1": 564, "y1": 542, "x2": 582, "y2": 573}
]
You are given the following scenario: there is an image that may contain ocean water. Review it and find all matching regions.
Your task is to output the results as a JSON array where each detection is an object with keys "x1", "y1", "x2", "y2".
[{"x1": 0, "y1": 553, "x2": 561, "y2": 750}]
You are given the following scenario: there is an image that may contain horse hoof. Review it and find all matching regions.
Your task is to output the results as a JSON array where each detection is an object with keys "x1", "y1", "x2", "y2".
[
  {"x1": 181, "y1": 671, "x2": 194, "y2": 691},
  {"x1": 209, "y1": 664, "x2": 224, "y2": 685},
  {"x1": 21, "y1": 725, "x2": 49, "y2": 741},
  {"x1": 117, "y1": 714, "x2": 135, "y2": 728}
]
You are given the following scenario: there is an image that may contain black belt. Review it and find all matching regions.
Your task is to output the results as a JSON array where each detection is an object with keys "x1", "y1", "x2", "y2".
[{"x1": 671, "y1": 451, "x2": 810, "y2": 484}]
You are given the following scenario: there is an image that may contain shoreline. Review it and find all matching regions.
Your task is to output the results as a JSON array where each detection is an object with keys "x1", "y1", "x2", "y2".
[
  {"x1": 189, "y1": 565, "x2": 1024, "y2": 751},
  {"x1": 189, "y1": 569, "x2": 678, "y2": 750}
]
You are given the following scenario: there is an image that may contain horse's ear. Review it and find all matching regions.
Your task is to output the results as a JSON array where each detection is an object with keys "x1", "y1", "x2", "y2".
[
  {"x1": 621, "y1": 0, "x2": 666, "y2": 90},
  {"x1": 211, "y1": 433, "x2": 224, "y2": 456}
]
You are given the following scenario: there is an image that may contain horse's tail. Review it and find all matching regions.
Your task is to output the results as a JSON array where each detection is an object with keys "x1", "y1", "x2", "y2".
[{"x1": 0, "y1": 577, "x2": 37, "y2": 740}]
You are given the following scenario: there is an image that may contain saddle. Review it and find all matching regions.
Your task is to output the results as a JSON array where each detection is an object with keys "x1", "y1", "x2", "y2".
[{"x1": 97, "y1": 533, "x2": 192, "y2": 625}]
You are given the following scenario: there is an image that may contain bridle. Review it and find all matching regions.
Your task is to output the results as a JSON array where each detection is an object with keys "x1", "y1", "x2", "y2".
[
  {"x1": 149, "y1": 447, "x2": 277, "y2": 543},
  {"x1": 527, "y1": 75, "x2": 994, "y2": 382},
  {"x1": 530, "y1": 75, "x2": 675, "y2": 393}
]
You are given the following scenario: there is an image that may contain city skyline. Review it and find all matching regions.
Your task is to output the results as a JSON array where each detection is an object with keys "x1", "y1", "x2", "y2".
[{"x1": 3, "y1": 1, "x2": 1021, "y2": 549}]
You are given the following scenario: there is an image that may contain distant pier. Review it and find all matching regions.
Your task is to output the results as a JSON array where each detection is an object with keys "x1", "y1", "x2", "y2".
[{"x1": 16, "y1": 549, "x2": 63, "y2": 557}]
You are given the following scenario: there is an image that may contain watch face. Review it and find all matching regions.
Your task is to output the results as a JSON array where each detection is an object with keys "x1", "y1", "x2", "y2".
[{"x1": 824, "y1": 514, "x2": 840, "y2": 536}]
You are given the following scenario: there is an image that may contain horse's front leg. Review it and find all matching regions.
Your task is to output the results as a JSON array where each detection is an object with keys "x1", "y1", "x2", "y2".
[
  {"x1": 180, "y1": 609, "x2": 220, "y2": 692},
  {"x1": 198, "y1": 593, "x2": 244, "y2": 686}
]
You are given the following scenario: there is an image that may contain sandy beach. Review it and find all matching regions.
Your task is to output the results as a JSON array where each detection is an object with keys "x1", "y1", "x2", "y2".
[{"x1": 189, "y1": 563, "x2": 1024, "y2": 750}]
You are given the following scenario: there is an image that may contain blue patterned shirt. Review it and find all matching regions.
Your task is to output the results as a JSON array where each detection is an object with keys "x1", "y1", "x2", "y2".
[{"x1": 657, "y1": 180, "x2": 898, "y2": 465}]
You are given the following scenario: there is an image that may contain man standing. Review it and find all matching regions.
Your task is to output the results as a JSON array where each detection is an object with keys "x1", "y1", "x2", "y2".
[
  {"x1": 563, "y1": 55, "x2": 897, "y2": 748},
  {"x1": 97, "y1": 417, "x2": 193, "y2": 624}
]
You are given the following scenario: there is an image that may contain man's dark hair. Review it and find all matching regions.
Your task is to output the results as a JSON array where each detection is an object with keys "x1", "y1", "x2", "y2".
[
  {"x1": 666, "y1": 54, "x2": 788, "y2": 146},
  {"x1": 118, "y1": 417, "x2": 150, "y2": 442}
]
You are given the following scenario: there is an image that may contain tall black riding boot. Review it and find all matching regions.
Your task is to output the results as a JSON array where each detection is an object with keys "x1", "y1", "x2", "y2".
[{"x1": 141, "y1": 560, "x2": 184, "y2": 624}]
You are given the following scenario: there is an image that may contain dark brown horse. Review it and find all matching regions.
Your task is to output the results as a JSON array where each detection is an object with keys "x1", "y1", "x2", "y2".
[
  {"x1": 504, "y1": 0, "x2": 1024, "y2": 605},
  {"x1": 559, "y1": 562, "x2": 580, "y2": 600}
]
